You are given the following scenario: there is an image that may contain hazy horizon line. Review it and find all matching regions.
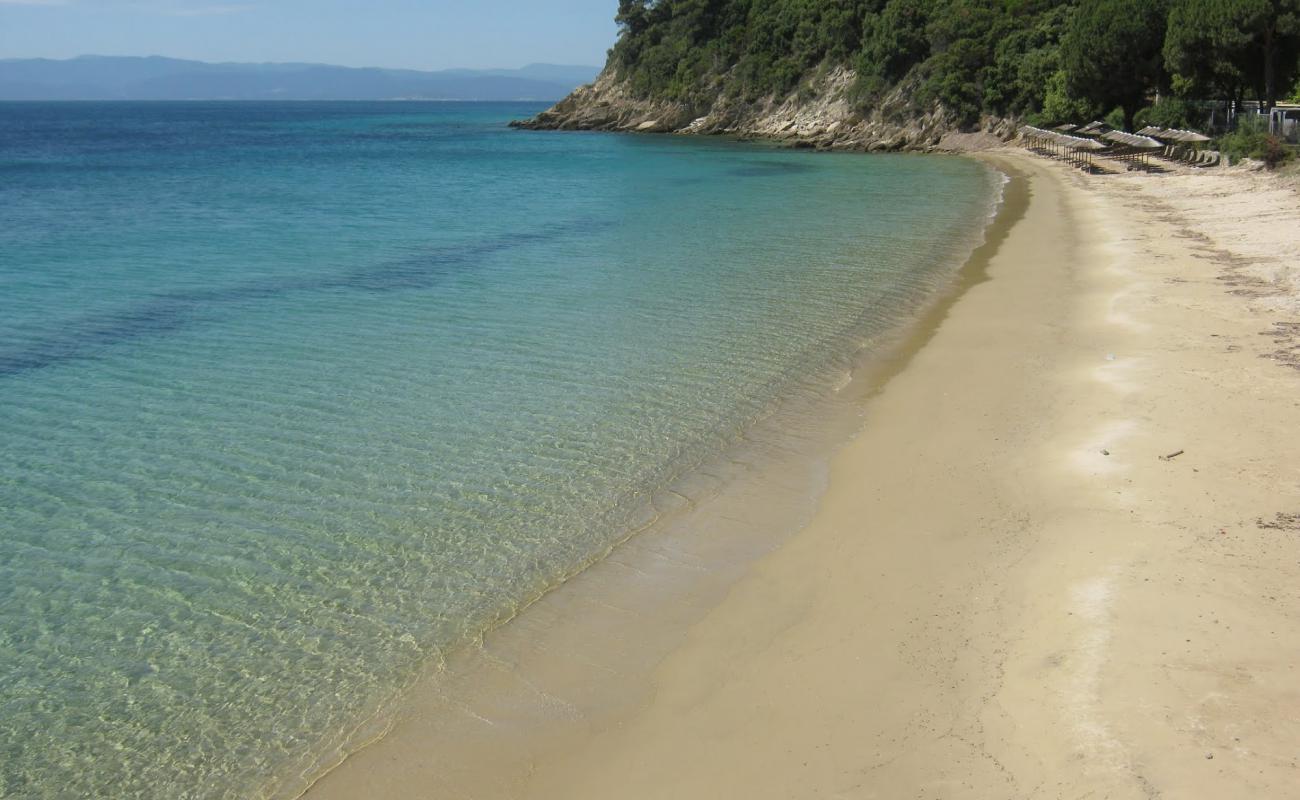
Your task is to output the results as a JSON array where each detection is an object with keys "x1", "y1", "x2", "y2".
[{"x1": 0, "y1": 53, "x2": 605, "y2": 73}]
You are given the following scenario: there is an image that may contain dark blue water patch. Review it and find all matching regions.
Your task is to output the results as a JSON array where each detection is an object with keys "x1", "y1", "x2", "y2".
[
  {"x1": 0, "y1": 159, "x2": 173, "y2": 176},
  {"x1": 372, "y1": 123, "x2": 452, "y2": 132},
  {"x1": 350, "y1": 130, "x2": 439, "y2": 142},
  {"x1": 0, "y1": 300, "x2": 192, "y2": 375},
  {"x1": 0, "y1": 101, "x2": 546, "y2": 166},
  {"x1": 0, "y1": 217, "x2": 608, "y2": 379},
  {"x1": 327, "y1": 224, "x2": 602, "y2": 293}
]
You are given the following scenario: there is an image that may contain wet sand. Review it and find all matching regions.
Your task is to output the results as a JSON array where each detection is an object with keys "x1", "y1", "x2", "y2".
[{"x1": 305, "y1": 151, "x2": 1300, "y2": 799}]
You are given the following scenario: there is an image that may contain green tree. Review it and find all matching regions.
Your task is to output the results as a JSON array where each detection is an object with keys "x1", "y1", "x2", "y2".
[
  {"x1": 1039, "y1": 68, "x2": 1094, "y2": 122},
  {"x1": 1164, "y1": 0, "x2": 1250, "y2": 101},
  {"x1": 616, "y1": 0, "x2": 651, "y2": 34},
  {"x1": 981, "y1": 2, "x2": 1074, "y2": 118},
  {"x1": 858, "y1": 0, "x2": 932, "y2": 88},
  {"x1": 917, "y1": 0, "x2": 1002, "y2": 123},
  {"x1": 1061, "y1": 0, "x2": 1169, "y2": 130},
  {"x1": 1165, "y1": 0, "x2": 1300, "y2": 109},
  {"x1": 1235, "y1": 0, "x2": 1300, "y2": 109}
]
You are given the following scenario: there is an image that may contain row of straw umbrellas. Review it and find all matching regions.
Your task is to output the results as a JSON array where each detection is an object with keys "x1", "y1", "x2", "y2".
[
  {"x1": 1019, "y1": 121, "x2": 1216, "y2": 172},
  {"x1": 1135, "y1": 125, "x2": 1220, "y2": 166}
]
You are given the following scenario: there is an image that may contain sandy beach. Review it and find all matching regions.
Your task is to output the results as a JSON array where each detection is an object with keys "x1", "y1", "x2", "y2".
[{"x1": 306, "y1": 151, "x2": 1300, "y2": 799}]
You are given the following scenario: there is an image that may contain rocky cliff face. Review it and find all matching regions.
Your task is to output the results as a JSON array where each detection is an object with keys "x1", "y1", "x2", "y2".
[{"x1": 512, "y1": 65, "x2": 1016, "y2": 153}]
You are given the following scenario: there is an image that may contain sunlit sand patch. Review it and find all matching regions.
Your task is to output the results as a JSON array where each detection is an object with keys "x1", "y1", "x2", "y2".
[
  {"x1": 1070, "y1": 419, "x2": 1138, "y2": 475},
  {"x1": 1090, "y1": 235, "x2": 1154, "y2": 333},
  {"x1": 1066, "y1": 573, "x2": 1126, "y2": 767},
  {"x1": 1104, "y1": 286, "x2": 1152, "y2": 333},
  {"x1": 1092, "y1": 355, "x2": 1143, "y2": 394}
]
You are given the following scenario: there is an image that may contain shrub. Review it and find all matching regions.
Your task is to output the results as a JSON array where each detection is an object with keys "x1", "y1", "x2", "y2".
[
  {"x1": 1134, "y1": 97, "x2": 1196, "y2": 130},
  {"x1": 1217, "y1": 116, "x2": 1297, "y2": 168},
  {"x1": 1260, "y1": 136, "x2": 1296, "y2": 169}
]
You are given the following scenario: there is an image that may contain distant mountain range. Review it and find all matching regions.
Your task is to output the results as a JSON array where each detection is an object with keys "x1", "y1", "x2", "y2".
[{"x1": 0, "y1": 56, "x2": 602, "y2": 101}]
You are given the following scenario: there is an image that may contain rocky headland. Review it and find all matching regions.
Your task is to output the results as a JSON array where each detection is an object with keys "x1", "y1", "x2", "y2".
[{"x1": 511, "y1": 65, "x2": 1015, "y2": 153}]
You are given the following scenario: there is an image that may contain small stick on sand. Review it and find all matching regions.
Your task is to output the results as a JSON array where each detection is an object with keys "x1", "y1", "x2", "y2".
[{"x1": 1160, "y1": 450, "x2": 1185, "y2": 461}]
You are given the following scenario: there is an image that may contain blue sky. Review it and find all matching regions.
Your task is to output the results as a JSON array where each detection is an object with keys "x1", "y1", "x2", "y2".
[{"x1": 0, "y1": 0, "x2": 619, "y2": 69}]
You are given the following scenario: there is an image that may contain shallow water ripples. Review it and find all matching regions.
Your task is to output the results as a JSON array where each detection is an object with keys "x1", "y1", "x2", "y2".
[{"x1": 0, "y1": 102, "x2": 997, "y2": 798}]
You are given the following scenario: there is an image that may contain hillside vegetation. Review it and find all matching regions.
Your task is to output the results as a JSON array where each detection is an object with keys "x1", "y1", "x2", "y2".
[{"x1": 609, "y1": 0, "x2": 1300, "y2": 130}]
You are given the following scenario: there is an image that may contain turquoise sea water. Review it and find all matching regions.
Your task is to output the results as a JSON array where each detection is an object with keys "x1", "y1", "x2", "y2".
[{"x1": 0, "y1": 102, "x2": 997, "y2": 798}]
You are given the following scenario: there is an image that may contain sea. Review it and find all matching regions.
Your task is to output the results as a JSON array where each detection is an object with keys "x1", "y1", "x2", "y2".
[{"x1": 0, "y1": 101, "x2": 1000, "y2": 799}]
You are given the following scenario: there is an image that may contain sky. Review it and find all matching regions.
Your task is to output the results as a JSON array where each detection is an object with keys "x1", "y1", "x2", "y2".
[{"x1": 0, "y1": 0, "x2": 619, "y2": 70}]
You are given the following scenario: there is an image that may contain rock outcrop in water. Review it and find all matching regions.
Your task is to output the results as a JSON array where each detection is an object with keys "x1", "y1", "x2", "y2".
[{"x1": 512, "y1": 65, "x2": 1015, "y2": 153}]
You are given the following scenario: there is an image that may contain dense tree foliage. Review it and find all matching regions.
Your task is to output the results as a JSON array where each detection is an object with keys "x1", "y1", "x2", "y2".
[
  {"x1": 1061, "y1": 0, "x2": 1168, "y2": 131},
  {"x1": 1165, "y1": 0, "x2": 1300, "y2": 109},
  {"x1": 607, "y1": 0, "x2": 1300, "y2": 129}
]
